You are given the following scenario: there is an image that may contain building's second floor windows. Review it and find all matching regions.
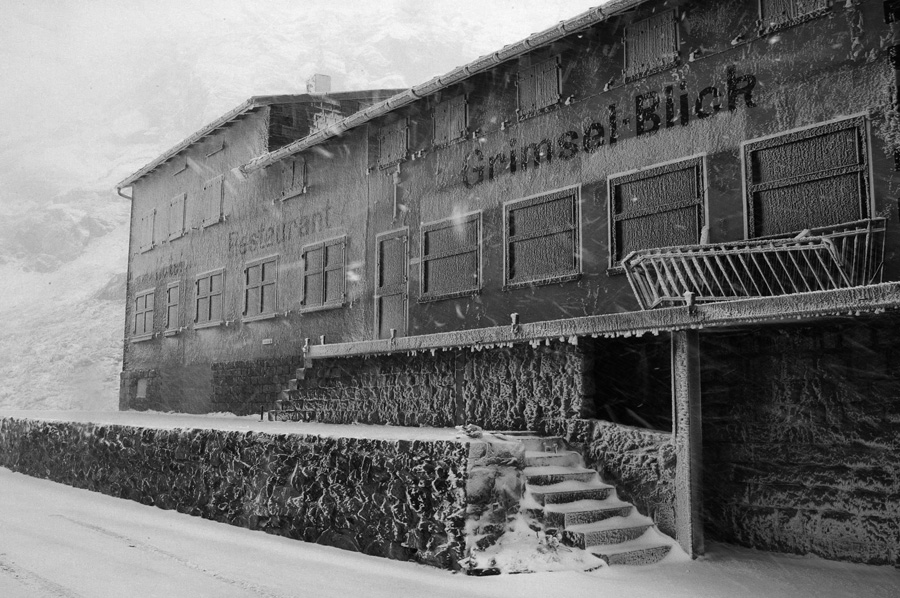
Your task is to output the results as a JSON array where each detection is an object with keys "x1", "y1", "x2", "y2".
[
  {"x1": 608, "y1": 156, "x2": 706, "y2": 270},
  {"x1": 420, "y1": 213, "x2": 480, "y2": 302},
  {"x1": 624, "y1": 10, "x2": 678, "y2": 82},
  {"x1": 378, "y1": 119, "x2": 408, "y2": 168},
  {"x1": 301, "y1": 237, "x2": 346, "y2": 311},
  {"x1": 517, "y1": 58, "x2": 560, "y2": 118},
  {"x1": 195, "y1": 269, "x2": 224, "y2": 328},
  {"x1": 433, "y1": 95, "x2": 467, "y2": 146},
  {"x1": 760, "y1": 0, "x2": 829, "y2": 30},
  {"x1": 167, "y1": 193, "x2": 186, "y2": 241},
  {"x1": 743, "y1": 115, "x2": 870, "y2": 238},
  {"x1": 201, "y1": 175, "x2": 225, "y2": 228},
  {"x1": 165, "y1": 282, "x2": 180, "y2": 334},
  {"x1": 282, "y1": 157, "x2": 307, "y2": 200},
  {"x1": 133, "y1": 289, "x2": 155, "y2": 340},
  {"x1": 139, "y1": 209, "x2": 155, "y2": 253},
  {"x1": 243, "y1": 256, "x2": 277, "y2": 321},
  {"x1": 504, "y1": 187, "x2": 580, "y2": 289}
]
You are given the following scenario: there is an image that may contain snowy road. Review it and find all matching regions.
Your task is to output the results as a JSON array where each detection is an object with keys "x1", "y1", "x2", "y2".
[{"x1": 0, "y1": 468, "x2": 896, "y2": 598}]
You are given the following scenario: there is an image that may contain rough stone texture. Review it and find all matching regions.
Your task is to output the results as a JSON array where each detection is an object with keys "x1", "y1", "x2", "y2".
[
  {"x1": 701, "y1": 320, "x2": 900, "y2": 566},
  {"x1": 212, "y1": 355, "x2": 305, "y2": 416},
  {"x1": 563, "y1": 418, "x2": 677, "y2": 539},
  {"x1": 0, "y1": 417, "x2": 468, "y2": 569},
  {"x1": 462, "y1": 343, "x2": 587, "y2": 431},
  {"x1": 464, "y1": 437, "x2": 525, "y2": 554},
  {"x1": 231, "y1": 341, "x2": 588, "y2": 430}
]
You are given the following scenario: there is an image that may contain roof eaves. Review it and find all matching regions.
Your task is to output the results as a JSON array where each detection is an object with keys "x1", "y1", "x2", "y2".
[
  {"x1": 238, "y1": 0, "x2": 650, "y2": 176},
  {"x1": 115, "y1": 90, "x2": 403, "y2": 191}
]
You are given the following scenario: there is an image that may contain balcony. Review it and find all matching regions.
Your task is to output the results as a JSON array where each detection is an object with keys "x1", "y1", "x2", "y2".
[{"x1": 623, "y1": 218, "x2": 886, "y2": 310}]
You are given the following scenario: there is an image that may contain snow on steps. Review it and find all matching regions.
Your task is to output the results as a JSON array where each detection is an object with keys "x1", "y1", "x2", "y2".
[{"x1": 518, "y1": 434, "x2": 679, "y2": 568}]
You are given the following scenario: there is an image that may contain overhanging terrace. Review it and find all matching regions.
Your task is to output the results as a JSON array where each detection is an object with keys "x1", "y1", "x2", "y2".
[{"x1": 305, "y1": 281, "x2": 900, "y2": 360}]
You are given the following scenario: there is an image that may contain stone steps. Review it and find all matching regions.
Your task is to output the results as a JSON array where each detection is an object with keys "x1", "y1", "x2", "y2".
[
  {"x1": 523, "y1": 465, "x2": 597, "y2": 485},
  {"x1": 528, "y1": 480, "x2": 615, "y2": 505},
  {"x1": 535, "y1": 498, "x2": 633, "y2": 527},
  {"x1": 524, "y1": 450, "x2": 581, "y2": 468},
  {"x1": 518, "y1": 434, "x2": 677, "y2": 568}
]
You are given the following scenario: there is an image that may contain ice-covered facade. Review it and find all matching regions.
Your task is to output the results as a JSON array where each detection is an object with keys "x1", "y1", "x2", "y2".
[{"x1": 114, "y1": 0, "x2": 900, "y2": 566}]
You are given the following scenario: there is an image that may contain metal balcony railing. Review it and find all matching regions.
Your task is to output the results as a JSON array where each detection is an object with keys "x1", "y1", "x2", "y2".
[{"x1": 623, "y1": 218, "x2": 886, "y2": 310}]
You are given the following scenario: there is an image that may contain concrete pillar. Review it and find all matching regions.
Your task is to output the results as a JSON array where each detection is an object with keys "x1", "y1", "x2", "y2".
[{"x1": 672, "y1": 329, "x2": 704, "y2": 557}]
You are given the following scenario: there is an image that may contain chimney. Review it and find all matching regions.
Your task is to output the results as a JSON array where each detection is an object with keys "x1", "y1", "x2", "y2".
[{"x1": 306, "y1": 74, "x2": 332, "y2": 94}]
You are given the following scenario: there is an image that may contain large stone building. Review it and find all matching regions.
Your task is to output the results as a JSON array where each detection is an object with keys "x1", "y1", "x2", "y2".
[{"x1": 115, "y1": 0, "x2": 899, "y2": 565}]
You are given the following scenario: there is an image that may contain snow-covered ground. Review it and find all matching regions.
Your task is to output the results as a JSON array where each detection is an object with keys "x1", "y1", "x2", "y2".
[{"x1": 0, "y1": 468, "x2": 896, "y2": 598}]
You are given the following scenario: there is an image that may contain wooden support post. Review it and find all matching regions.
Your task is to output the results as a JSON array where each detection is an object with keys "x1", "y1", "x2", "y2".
[{"x1": 672, "y1": 329, "x2": 704, "y2": 557}]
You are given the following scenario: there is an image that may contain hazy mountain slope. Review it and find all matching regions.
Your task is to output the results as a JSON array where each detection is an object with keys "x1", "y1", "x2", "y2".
[{"x1": 0, "y1": 1, "x2": 602, "y2": 410}]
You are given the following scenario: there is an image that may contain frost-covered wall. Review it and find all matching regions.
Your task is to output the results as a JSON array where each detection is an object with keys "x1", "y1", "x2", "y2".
[
  {"x1": 195, "y1": 341, "x2": 589, "y2": 428},
  {"x1": 701, "y1": 320, "x2": 900, "y2": 566},
  {"x1": 0, "y1": 418, "x2": 469, "y2": 568}
]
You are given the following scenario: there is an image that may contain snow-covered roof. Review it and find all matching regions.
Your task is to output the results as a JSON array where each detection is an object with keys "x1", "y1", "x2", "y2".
[
  {"x1": 237, "y1": 0, "x2": 649, "y2": 178},
  {"x1": 115, "y1": 90, "x2": 402, "y2": 191}
]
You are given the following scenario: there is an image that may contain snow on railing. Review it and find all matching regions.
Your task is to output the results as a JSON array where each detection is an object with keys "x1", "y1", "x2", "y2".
[{"x1": 623, "y1": 218, "x2": 886, "y2": 310}]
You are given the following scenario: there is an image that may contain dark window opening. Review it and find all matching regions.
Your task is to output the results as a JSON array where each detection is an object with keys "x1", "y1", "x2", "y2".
[{"x1": 584, "y1": 335, "x2": 672, "y2": 432}]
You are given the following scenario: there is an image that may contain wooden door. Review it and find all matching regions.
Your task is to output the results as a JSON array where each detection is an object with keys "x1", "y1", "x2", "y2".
[{"x1": 375, "y1": 229, "x2": 408, "y2": 339}]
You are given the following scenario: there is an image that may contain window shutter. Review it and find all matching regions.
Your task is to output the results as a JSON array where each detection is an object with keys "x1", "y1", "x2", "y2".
[
  {"x1": 609, "y1": 157, "x2": 705, "y2": 267},
  {"x1": 434, "y1": 95, "x2": 467, "y2": 146},
  {"x1": 505, "y1": 190, "x2": 579, "y2": 288},
  {"x1": 168, "y1": 194, "x2": 185, "y2": 240},
  {"x1": 517, "y1": 58, "x2": 559, "y2": 117},
  {"x1": 624, "y1": 10, "x2": 678, "y2": 81},
  {"x1": 202, "y1": 176, "x2": 224, "y2": 227},
  {"x1": 421, "y1": 214, "x2": 480, "y2": 301}
]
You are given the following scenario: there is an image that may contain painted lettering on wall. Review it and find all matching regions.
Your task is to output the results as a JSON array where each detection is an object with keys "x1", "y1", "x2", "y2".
[
  {"x1": 132, "y1": 261, "x2": 186, "y2": 287},
  {"x1": 463, "y1": 65, "x2": 756, "y2": 188},
  {"x1": 227, "y1": 208, "x2": 330, "y2": 255}
]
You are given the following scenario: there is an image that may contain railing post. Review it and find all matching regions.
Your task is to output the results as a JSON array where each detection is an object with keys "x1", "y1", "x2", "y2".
[{"x1": 672, "y1": 329, "x2": 704, "y2": 557}]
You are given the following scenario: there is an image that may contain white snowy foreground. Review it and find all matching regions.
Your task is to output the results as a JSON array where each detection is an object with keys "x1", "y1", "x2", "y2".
[{"x1": 1, "y1": 469, "x2": 897, "y2": 598}]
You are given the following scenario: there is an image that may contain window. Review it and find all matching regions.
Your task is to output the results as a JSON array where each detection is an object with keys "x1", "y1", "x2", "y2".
[
  {"x1": 135, "y1": 377, "x2": 149, "y2": 399},
  {"x1": 624, "y1": 10, "x2": 678, "y2": 82},
  {"x1": 139, "y1": 209, "x2": 155, "y2": 253},
  {"x1": 194, "y1": 269, "x2": 224, "y2": 328},
  {"x1": 301, "y1": 237, "x2": 346, "y2": 311},
  {"x1": 132, "y1": 289, "x2": 155, "y2": 340},
  {"x1": 743, "y1": 116, "x2": 870, "y2": 238},
  {"x1": 608, "y1": 156, "x2": 705, "y2": 270},
  {"x1": 420, "y1": 213, "x2": 481, "y2": 302},
  {"x1": 281, "y1": 157, "x2": 307, "y2": 200},
  {"x1": 167, "y1": 193, "x2": 186, "y2": 240},
  {"x1": 759, "y1": 0, "x2": 830, "y2": 31},
  {"x1": 433, "y1": 95, "x2": 467, "y2": 146},
  {"x1": 165, "y1": 282, "x2": 180, "y2": 334},
  {"x1": 504, "y1": 187, "x2": 580, "y2": 289},
  {"x1": 201, "y1": 175, "x2": 224, "y2": 228},
  {"x1": 517, "y1": 58, "x2": 560, "y2": 118},
  {"x1": 243, "y1": 256, "x2": 278, "y2": 321},
  {"x1": 378, "y1": 119, "x2": 408, "y2": 168}
]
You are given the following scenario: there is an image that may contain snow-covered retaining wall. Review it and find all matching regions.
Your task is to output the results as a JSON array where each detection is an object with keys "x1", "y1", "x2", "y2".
[
  {"x1": 0, "y1": 417, "x2": 469, "y2": 569},
  {"x1": 701, "y1": 321, "x2": 900, "y2": 566}
]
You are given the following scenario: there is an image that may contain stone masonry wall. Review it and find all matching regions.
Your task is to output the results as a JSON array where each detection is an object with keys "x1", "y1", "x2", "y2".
[
  {"x1": 562, "y1": 418, "x2": 677, "y2": 538},
  {"x1": 213, "y1": 341, "x2": 589, "y2": 430},
  {"x1": 0, "y1": 418, "x2": 469, "y2": 569},
  {"x1": 701, "y1": 320, "x2": 900, "y2": 566}
]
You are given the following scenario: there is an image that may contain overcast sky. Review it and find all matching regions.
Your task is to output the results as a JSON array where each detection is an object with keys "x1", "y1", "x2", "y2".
[{"x1": 0, "y1": 0, "x2": 603, "y2": 209}]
